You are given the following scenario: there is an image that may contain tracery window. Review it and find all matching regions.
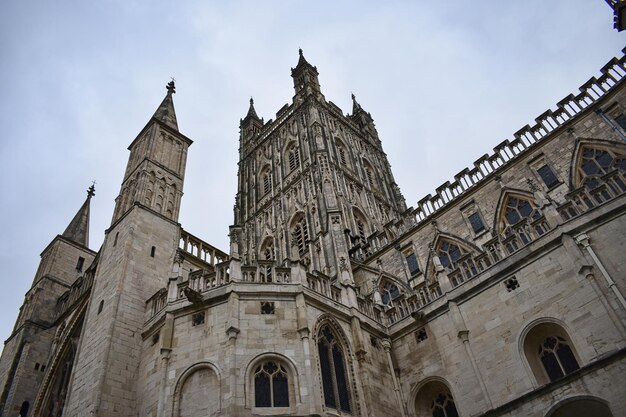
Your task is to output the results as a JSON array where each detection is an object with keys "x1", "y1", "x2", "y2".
[
  {"x1": 430, "y1": 393, "x2": 459, "y2": 417},
  {"x1": 317, "y1": 324, "x2": 351, "y2": 413},
  {"x1": 436, "y1": 241, "x2": 464, "y2": 270},
  {"x1": 380, "y1": 281, "x2": 401, "y2": 305},
  {"x1": 538, "y1": 336, "x2": 579, "y2": 381},
  {"x1": 291, "y1": 214, "x2": 309, "y2": 256},
  {"x1": 499, "y1": 195, "x2": 542, "y2": 236},
  {"x1": 577, "y1": 146, "x2": 626, "y2": 191},
  {"x1": 353, "y1": 209, "x2": 368, "y2": 243},
  {"x1": 414, "y1": 381, "x2": 460, "y2": 417},
  {"x1": 523, "y1": 321, "x2": 581, "y2": 385},
  {"x1": 254, "y1": 361, "x2": 290, "y2": 407},
  {"x1": 261, "y1": 239, "x2": 275, "y2": 260}
]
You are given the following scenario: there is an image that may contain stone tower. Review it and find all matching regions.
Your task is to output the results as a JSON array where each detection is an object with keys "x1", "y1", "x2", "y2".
[
  {"x1": 233, "y1": 50, "x2": 409, "y2": 281},
  {"x1": 0, "y1": 187, "x2": 96, "y2": 417},
  {"x1": 60, "y1": 81, "x2": 193, "y2": 417}
]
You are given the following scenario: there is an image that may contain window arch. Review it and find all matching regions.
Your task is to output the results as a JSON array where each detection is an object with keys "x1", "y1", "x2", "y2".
[
  {"x1": 336, "y1": 140, "x2": 349, "y2": 167},
  {"x1": 352, "y1": 208, "x2": 368, "y2": 242},
  {"x1": 260, "y1": 237, "x2": 275, "y2": 260},
  {"x1": 414, "y1": 379, "x2": 460, "y2": 417},
  {"x1": 380, "y1": 280, "x2": 401, "y2": 306},
  {"x1": 545, "y1": 396, "x2": 614, "y2": 417},
  {"x1": 173, "y1": 362, "x2": 221, "y2": 417},
  {"x1": 317, "y1": 323, "x2": 352, "y2": 413},
  {"x1": 260, "y1": 166, "x2": 272, "y2": 195},
  {"x1": 522, "y1": 321, "x2": 581, "y2": 385},
  {"x1": 362, "y1": 159, "x2": 376, "y2": 189},
  {"x1": 254, "y1": 361, "x2": 289, "y2": 407},
  {"x1": 497, "y1": 193, "x2": 542, "y2": 235},
  {"x1": 574, "y1": 145, "x2": 626, "y2": 191},
  {"x1": 245, "y1": 353, "x2": 299, "y2": 412},
  {"x1": 290, "y1": 213, "x2": 309, "y2": 256},
  {"x1": 286, "y1": 143, "x2": 300, "y2": 173}
]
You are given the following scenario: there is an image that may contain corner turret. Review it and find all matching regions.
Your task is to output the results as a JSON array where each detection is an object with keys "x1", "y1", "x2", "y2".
[
  {"x1": 239, "y1": 98, "x2": 264, "y2": 142},
  {"x1": 291, "y1": 49, "x2": 323, "y2": 99}
]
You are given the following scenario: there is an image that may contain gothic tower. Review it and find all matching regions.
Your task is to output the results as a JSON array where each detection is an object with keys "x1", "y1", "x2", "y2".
[
  {"x1": 0, "y1": 187, "x2": 96, "y2": 417},
  {"x1": 233, "y1": 50, "x2": 409, "y2": 281},
  {"x1": 59, "y1": 82, "x2": 193, "y2": 417}
]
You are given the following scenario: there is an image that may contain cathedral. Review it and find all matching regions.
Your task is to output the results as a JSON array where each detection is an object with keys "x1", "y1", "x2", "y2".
[{"x1": 0, "y1": 47, "x2": 625, "y2": 417}]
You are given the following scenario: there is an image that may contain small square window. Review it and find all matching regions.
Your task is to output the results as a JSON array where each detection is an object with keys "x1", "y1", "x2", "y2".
[
  {"x1": 468, "y1": 212, "x2": 486, "y2": 234},
  {"x1": 260, "y1": 302, "x2": 275, "y2": 315},
  {"x1": 536, "y1": 164, "x2": 559, "y2": 189},
  {"x1": 405, "y1": 253, "x2": 421, "y2": 276},
  {"x1": 191, "y1": 312, "x2": 205, "y2": 326}
]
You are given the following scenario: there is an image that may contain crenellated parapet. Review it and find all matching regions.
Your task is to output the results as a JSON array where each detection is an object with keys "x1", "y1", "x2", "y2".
[{"x1": 411, "y1": 49, "x2": 625, "y2": 225}]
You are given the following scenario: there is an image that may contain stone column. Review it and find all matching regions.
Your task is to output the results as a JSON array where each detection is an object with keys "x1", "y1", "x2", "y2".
[{"x1": 380, "y1": 339, "x2": 406, "y2": 417}]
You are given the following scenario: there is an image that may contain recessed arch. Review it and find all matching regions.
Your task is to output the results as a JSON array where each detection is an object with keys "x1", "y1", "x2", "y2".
[
  {"x1": 313, "y1": 315, "x2": 356, "y2": 414},
  {"x1": 243, "y1": 352, "x2": 300, "y2": 411},
  {"x1": 412, "y1": 376, "x2": 460, "y2": 417},
  {"x1": 545, "y1": 395, "x2": 614, "y2": 417},
  {"x1": 492, "y1": 189, "x2": 541, "y2": 235},
  {"x1": 569, "y1": 139, "x2": 626, "y2": 190},
  {"x1": 518, "y1": 318, "x2": 582, "y2": 387},
  {"x1": 172, "y1": 361, "x2": 221, "y2": 417}
]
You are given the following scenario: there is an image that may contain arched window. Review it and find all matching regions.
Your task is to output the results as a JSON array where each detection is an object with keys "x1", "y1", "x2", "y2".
[
  {"x1": 414, "y1": 380, "x2": 459, "y2": 417},
  {"x1": 523, "y1": 321, "x2": 581, "y2": 385},
  {"x1": 254, "y1": 361, "x2": 289, "y2": 407},
  {"x1": 380, "y1": 281, "x2": 401, "y2": 305},
  {"x1": 291, "y1": 214, "x2": 309, "y2": 256},
  {"x1": 286, "y1": 144, "x2": 300, "y2": 172},
  {"x1": 576, "y1": 146, "x2": 626, "y2": 191},
  {"x1": 336, "y1": 141, "x2": 348, "y2": 166},
  {"x1": 499, "y1": 194, "x2": 542, "y2": 236},
  {"x1": 363, "y1": 159, "x2": 375, "y2": 189},
  {"x1": 260, "y1": 166, "x2": 272, "y2": 195},
  {"x1": 19, "y1": 401, "x2": 29, "y2": 417},
  {"x1": 436, "y1": 240, "x2": 464, "y2": 270},
  {"x1": 317, "y1": 324, "x2": 351, "y2": 413},
  {"x1": 353, "y1": 208, "x2": 368, "y2": 242},
  {"x1": 537, "y1": 336, "x2": 579, "y2": 381},
  {"x1": 261, "y1": 238, "x2": 275, "y2": 260}
]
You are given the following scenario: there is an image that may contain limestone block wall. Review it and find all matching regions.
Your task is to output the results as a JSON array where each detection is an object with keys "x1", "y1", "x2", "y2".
[
  {"x1": 33, "y1": 237, "x2": 95, "y2": 287},
  {"x1": 390, "y1": 236, "x2": 625, "y2": 416},
  {"x1": 64, "y1": 207, "x2": 180, "y2": 417}
]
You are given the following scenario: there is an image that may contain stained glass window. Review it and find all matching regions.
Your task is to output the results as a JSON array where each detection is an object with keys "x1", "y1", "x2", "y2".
[
  {"x1": 468, "y1": 212, "x2": 486, "y2": 234},
  {"x1": 578, "y1": 146, "x2": 626, "y2": 190},
  {"x1": 406, "y1": 252, "x2": 421, "y2": 276}
]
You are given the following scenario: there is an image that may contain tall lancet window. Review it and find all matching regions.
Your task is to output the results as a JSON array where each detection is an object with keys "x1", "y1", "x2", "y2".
[
  {"x1": 317, "y1": 324, "x2": 351, "y2": 412},
  {"x1": 291, "y1": 213, "x2": 309, "y2": 256}
]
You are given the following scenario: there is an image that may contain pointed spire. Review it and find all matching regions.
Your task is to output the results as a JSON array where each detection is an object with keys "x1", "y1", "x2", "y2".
[
  {"x1": 292, "y1": 48, "x2": 316, "y2": 73},
  {"x1": 152, "y1": 79, "x2": 179, "y2": 131},
  {"x1": 352, "y1": 93, "x2": 362, "y2": 114},
  {"x1": 246, "y1": 97, "x2": 259, "y2": 119},
  {"x1": 62, "y1": 183, "x2": 95, "y2": 247}
]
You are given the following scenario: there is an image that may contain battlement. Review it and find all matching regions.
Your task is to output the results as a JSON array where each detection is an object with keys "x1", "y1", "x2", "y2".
[{"x1": 409, "y1": 49, "x2": 625, "y2": 226}]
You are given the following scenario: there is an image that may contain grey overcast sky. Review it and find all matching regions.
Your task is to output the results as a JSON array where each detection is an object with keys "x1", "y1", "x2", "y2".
[{"x1": 0, "y1": 1, "x2": 624, "y2": 348}]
